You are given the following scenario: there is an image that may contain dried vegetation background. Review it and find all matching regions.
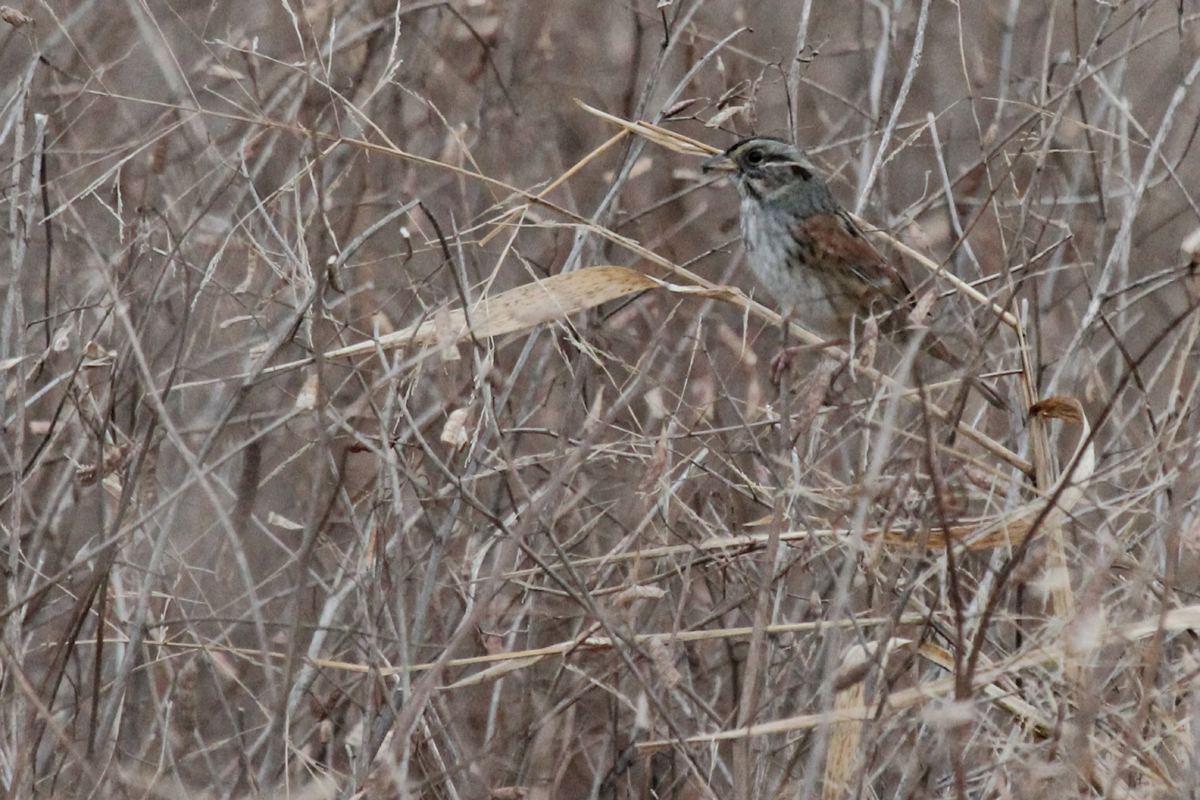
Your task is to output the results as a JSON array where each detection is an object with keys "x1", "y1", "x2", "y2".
[{"x1": 3, "y1": 0, "x2": 1200, "y2": 798}]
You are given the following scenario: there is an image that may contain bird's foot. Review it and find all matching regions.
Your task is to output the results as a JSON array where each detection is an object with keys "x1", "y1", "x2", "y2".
[
  {"x1": 770, "y1": 346, "x2": 804, "y2": 386},
  {"x1": 770, "y1": 340, "x2": 846, "y2": 386}
]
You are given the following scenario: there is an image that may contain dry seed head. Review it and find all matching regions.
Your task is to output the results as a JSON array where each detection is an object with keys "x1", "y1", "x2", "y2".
[{"x1": 0, "y1": 6, "x2": 32, "y2": 26}]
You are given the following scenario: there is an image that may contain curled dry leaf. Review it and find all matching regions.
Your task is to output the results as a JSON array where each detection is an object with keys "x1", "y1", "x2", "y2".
[
  {"x1": 440, "y1": 407, "x2": 472, "y2": 448},
  {"x1": 52, "y1": 324, "x2": 72, "y2": 352},
  {"x1": 1029, "y1": 395, "x2": 1094, "y2": 514},
  {"x1": 1029, "y1": 395, "x2": 1085, "y2": 424}
]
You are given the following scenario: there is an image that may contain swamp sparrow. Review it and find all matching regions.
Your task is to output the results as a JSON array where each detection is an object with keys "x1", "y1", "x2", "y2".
[{"x1": 703, "y1": 136, "x2": 1005, "y2": 409}]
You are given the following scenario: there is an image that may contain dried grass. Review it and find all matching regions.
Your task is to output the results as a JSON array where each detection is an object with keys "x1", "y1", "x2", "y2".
[{"x1": 3, "y1": 2, "x2": 1200, "y2": 799}]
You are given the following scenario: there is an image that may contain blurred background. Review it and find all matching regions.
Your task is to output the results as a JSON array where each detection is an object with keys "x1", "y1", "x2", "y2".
[{"x1": 3, "y1": 1, "x2": 1200, "y2": 797}]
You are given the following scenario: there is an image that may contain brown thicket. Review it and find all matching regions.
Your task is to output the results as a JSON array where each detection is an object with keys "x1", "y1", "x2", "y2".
[{"x1": 3, "y1": 2, "x2": 1200, "y2": 798}]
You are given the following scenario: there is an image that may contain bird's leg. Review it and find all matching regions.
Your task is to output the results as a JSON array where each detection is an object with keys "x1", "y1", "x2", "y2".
[
  {"x1": 769, "y1": 307, "x2": 845, "y2": 385},
  {"x1": 770, "y1": 341, "x2": 848, "y2": 385},
  {"x1": 770, "y1": 309, "x2": 797, "y2": 386}
]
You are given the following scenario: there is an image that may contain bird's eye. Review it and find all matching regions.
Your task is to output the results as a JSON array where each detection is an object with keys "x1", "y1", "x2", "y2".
[{"x1": 745, "y1": 148, "x2": 764, "y2": 166}]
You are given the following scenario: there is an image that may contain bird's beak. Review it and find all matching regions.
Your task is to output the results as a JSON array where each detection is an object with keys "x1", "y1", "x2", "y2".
[{"x1": 701, "y1": 152, "x2": 736, "y2": 174}]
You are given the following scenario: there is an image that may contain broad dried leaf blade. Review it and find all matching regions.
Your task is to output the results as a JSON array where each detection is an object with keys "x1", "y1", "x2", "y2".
[{"x1": 324, "y1": 266, "x2": 658, "y2": 361}]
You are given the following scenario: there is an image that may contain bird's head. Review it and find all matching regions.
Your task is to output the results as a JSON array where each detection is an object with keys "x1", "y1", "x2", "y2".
[{"x1": 703, "y1": 137, "x2": 831, "y2": 209}]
